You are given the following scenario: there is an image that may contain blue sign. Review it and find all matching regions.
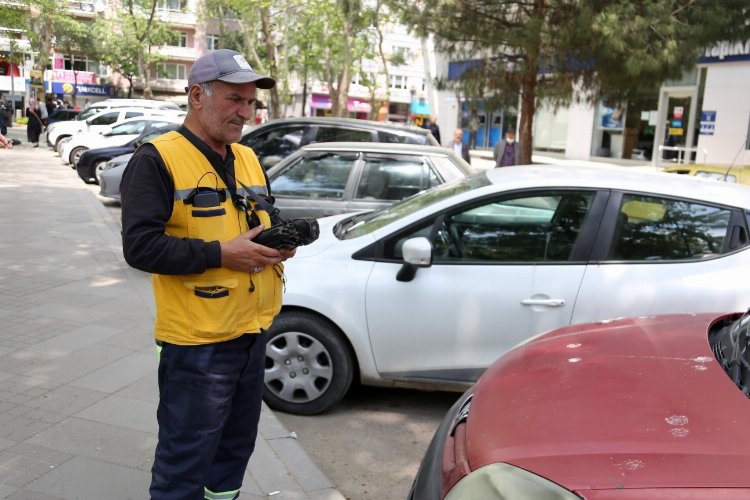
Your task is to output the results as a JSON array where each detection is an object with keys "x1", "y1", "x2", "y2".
[
  {"x1": 51, "y1": 81, "x2": 111, "y2": 97},
  {"x1": 672, "y1": 120, "x2": 682, "y2": 128},
  {"x1": 700, "y1": 110, "x2": 716, "y2": 136}
]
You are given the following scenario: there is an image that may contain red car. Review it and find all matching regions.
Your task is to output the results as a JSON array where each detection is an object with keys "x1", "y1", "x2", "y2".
[{"x1": 410, "y1": 310, "x2": 750, "y2": 499}]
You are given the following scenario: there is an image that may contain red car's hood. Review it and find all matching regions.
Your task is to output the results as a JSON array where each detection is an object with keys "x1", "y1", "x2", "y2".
[{"x1": 466, "y1": 313, "x2": 750, "y2": 492}]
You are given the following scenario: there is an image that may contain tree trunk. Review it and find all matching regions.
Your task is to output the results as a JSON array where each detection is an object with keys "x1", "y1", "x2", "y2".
[
  {"x1": 517, "y1": 0, "x2": 545, "y2": 165},
  {"x1": 260, "y1": 7, "x2": 279, "y2": 119},
  {"x1": 331, "y1": 19, "x2": 352, "y2": 117}
]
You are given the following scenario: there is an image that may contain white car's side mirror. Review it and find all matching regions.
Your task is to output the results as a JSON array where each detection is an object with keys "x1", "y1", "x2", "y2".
[{"x1": 397, "y1": 237, "x2": 432, "y2": 282}]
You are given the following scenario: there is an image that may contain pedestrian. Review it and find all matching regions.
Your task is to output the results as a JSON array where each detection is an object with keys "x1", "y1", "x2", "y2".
[
  {"x1": 0, "y1": 95, "x2": 8, "y2": 136},
  {"x1": 422, "y1": 114, "x2": 441, "y2": 145},
  {"x1": 120, "y1": 48, "x2": 293, "y2": 500},
  {"x1": 493, "y1": 130, "x2": 521, "y2": 167},
  {"x1": 448, "y1": 127, "x2": 471, "y2": 164},
  {"x1": 468, "y1": 109, "x2": 480, "y2": 149},
  {"x1": 25, "y1": 98, "x2": 44, "y2": 147}
]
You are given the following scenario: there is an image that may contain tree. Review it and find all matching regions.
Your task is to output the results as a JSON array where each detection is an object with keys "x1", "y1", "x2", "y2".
[
  {"x1": 93, "y1": 0, "x2": 176, "y2": 98},
  {"x1": 389, "y1": 0, "x2": 750, "y2": 164},
  {"x1": 52, "y1": 16, "x2": 97, "y2": 107}
]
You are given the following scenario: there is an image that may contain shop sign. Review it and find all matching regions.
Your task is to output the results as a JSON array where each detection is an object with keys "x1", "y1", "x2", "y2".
[
  {"x1": 669, "y1": 127, "x2": 684, "y2": 136},
  {"x1": 29, "y1": 70, "x2": 44, "y2": 89},
  {"x1": 700, "y1": 39, "x2": 750, "y2": 63},
  {"x1": 53, "y1": 69, "x2": 97, "y2": 85},
  {"x1": 700, "y1": 111, "x2": 716, "y2": 136},
  {"x1": 51, "y1": 81, "x2": 110, "y2": 96}
]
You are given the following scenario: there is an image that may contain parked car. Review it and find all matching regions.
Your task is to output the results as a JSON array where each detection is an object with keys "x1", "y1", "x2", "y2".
[
  {"x1": 409, "y1": 308, "x2": 750, "y2": 499},
  {"x1": 98, "y1": 153, "x2": 133, "y2": 201},
  {"x1": 61, "y1": 114, "x2": 185, "y2": 166},
  {"x1": 263, "y1": 164, "x2": 750, "y2": 415},
  {"x1": 45, "y1": 108, "x2": 80, "y2": 125},
  {"x1": 76, "y1": 122, "x2": 181, "y2": 184},
  {"x1": 266, "y1": 142, "x2": 474, "y2": 218},
  {"x1": 240, "y1": 117, "x2": 439, "y2": 170},
  {"x1": 45, "y1": 99, "x2": 181, "y2": 148},
  {"x1": 662, "y1": 164, "x2": 750, "y2": 185},
  {"x1": 48, "y1": 107, "x2": 184, "y2": 153}
]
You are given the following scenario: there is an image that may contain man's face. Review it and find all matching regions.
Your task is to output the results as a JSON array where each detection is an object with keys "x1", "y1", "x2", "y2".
[
  {"x1": 197, "y1": 80, "x2": 256, "y2": 146},
  {"x1": 454, "y1": 130, "x2": 462, "y2": 142}
]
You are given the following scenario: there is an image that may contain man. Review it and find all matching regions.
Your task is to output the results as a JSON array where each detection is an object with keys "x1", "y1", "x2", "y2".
[
  {"x1": 449, "y1": 128, "x2": 471, "y2": 164},
  {"x1": 422, "y1": 114, "x2": 441, "y2": 144},
  {"x1": 493, "y1": 129, "x2": 521, "y2": 167},
  {"x1": 121, "y1": 49, "x2": 294, "y2": 500}
]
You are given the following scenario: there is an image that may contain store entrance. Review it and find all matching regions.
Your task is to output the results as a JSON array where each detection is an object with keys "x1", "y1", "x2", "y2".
[{"x1": 654, "y1": 87, "x2": 698, "y2": 165}]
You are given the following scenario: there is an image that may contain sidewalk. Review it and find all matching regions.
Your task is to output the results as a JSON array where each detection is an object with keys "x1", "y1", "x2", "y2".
[{"x1": 0, "y1": 137, "x2": 345, "y2": 499}]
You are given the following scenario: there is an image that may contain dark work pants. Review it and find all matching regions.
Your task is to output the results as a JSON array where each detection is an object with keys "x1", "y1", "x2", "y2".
[{"x1": 150, "y1": 332, "x2": 267, "y2": 500}]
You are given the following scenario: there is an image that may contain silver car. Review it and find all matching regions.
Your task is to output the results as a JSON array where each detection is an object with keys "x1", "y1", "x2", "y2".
[{"x1": 266, "y1": 142, "x2": 474, "y2": 219}]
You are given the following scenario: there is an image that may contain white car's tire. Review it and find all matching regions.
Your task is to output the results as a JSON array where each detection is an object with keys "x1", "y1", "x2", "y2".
[{"x1": 264, "y1": 311, "x2": 354, "y2": 415}]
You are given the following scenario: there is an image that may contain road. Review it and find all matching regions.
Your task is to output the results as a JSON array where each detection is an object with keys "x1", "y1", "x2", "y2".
[
  {"x1": 276, "y1": 386, "x2": 459, "y2": 500},
  {"x1": 70, "y1": 155, "x2": 462, "y2": 500}
]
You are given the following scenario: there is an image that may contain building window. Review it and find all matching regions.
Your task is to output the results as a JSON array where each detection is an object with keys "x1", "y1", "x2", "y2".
[
  {"x1": 157, "y1": 0, "x2": 185, "y2": 12},
  {"x1": 206, "y1": 34, "x2": 219, "y2": 50},
  {"x1": 63, "y1": 55, "x2": 106, "y2": 75},
  {"x1": 158, "y1": 63, "x2": 186, "y2": 80},
  {"x1": 178, "y1": 31, "x2": 187, "y2": 47},
  {"x1": 390, "y1": 74, "x2": 408, "y2": 90}
]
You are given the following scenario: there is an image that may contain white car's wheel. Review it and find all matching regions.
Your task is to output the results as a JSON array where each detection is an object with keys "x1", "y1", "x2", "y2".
[
  {"x1": 55, "y1": 136, "x2": 70, "y2": 156},
  {"x1": 70, "y1": 146, "x2": 88, "y2": 166},
  {"x1": 264, "y1": 311, "x2": 354, "y2": 415}
]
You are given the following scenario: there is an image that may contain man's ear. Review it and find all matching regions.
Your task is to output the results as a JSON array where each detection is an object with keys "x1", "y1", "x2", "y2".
[{"x1": 188, "y1": 85, "x2": 204, "y2": 109}]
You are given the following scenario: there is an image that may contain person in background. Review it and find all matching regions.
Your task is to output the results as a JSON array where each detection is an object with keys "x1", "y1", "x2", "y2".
[
  {"x1": 449, "y1": 128, "x2": 471, "y2": 164},
  {"x1": 121, "y1": 48, "x2": 293, "y2": 500},
  {"x1": 493, "y1": 130, "x2": 521, "y2": 167},
  {"x1": 468, "y1": 109, "x2": 480, "y2": 149},
  {"x1": 25, "y1": 98, "x2": 44, "y2": 148},
  {"x1": 0, "y1": 95, "x2": 8, "y2": 136},
  {"x1": 422, "y1": 114, "x2": 441, "y2": 145}
]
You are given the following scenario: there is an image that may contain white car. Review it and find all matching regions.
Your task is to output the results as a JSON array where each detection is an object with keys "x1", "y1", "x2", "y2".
[
  {"x1": 264, "y1": 164, "x2": 750, "y2": 415},
  {"x1": 48, "y1": 107, "x2": 184, "y2": 154},
  {"x1": 61, "y1": 115, "x2": 185, "y2": 166}
]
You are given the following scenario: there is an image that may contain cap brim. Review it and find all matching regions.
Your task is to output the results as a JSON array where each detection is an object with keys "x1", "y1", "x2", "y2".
[{"x1": 218, "y1": 72, "x2": 276, "y2": 90}]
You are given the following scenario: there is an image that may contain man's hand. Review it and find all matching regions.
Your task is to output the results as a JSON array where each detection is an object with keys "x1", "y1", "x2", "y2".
[{"x1": 220, "y1": 225, "x2": 295, "y2": 273}]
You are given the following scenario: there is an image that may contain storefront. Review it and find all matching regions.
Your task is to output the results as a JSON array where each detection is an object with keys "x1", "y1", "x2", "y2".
[{"x1": 309, "y1": 94, "x2": 371, "y2": 119}]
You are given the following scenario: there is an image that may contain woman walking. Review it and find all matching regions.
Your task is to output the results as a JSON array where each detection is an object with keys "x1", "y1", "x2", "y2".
[{"x1": 25, "y1": 98, "x2": 44, "y2": 147}]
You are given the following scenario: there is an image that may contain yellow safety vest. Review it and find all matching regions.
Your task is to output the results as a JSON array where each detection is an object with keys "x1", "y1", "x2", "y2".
[{"x1": 150, "y1": 131, "x2": 283, "y2": 345}]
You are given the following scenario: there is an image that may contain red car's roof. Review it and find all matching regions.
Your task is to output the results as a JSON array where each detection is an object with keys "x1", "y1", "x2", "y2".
[{"x1": 466, "y1": 312, "x2": 750, "y2": 492}]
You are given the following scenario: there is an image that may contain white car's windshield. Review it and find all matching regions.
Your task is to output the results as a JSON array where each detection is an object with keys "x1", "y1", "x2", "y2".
[{"x1": 336, "y1": 174, "x2": 490, "y2": 239}]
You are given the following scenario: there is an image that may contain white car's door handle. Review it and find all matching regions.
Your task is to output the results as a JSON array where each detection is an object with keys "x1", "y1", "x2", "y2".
[{"x1": 521, "y1": 298, "x2": 566, "y2": 307}]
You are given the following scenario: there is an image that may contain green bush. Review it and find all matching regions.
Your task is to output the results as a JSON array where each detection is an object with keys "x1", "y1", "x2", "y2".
[{"x1": 15, "y1": 117, "x2": 28, "y2": 125}]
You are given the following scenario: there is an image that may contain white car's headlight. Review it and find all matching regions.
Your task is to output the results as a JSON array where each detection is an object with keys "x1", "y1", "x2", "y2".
[
  {"x1": 445, "y1": 463, "x2": 579, "y2": 500},
  {"x1": 47, "y1": 123, "x2": 57, "y2": 133}
]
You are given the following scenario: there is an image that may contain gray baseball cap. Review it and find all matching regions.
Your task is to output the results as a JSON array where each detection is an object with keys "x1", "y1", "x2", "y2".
[{"x1": 187, "y1": 49, "x2": 275, "y2": 90}]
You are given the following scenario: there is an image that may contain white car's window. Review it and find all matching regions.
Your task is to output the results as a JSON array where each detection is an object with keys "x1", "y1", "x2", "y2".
[
  {"x1": 111, "y1": 120, "x2": 148, "y2": 136},
  {"x1": 428, "y1": 191, "x2": 593, "y2": 262},
  {"x1": 354, "y1": 157, "x2": 438, "y2": 201},
  {"x1": 270, "y1": 153, "x2": 356, "y2": 199},
  {"x1": 609, "y1": 194, "x2": 732, "y2": 260},
  {"x1": 124, "y1": 111, "x2": 145, "y2": 119},
  {"x1": 89, "y1": 111, "x2": 120, "y2": 126}
]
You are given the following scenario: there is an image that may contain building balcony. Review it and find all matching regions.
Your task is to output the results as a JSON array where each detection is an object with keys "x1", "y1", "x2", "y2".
[
  {"x1": 156, "y1": 45, "x2": 198, "y2": 61},
  {"x1": 156, "y1": 10, "x2": 197, "y2": 28},
  {"x1": 132, "y1": 76, "x2": 187, "y2": 95}
]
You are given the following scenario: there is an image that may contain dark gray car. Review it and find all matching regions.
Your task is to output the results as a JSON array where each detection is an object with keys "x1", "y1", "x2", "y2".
[
  {"x1": 267, "y1": 142, "x2": 474, "y2": 219},
  {"x1": 240, "y1": 117, "x2": 439, "y2": 170}
]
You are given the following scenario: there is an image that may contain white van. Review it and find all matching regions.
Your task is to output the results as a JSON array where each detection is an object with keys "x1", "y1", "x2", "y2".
[{"x1": 48, "y1": 107, "x2": 185, "y2": 153}]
